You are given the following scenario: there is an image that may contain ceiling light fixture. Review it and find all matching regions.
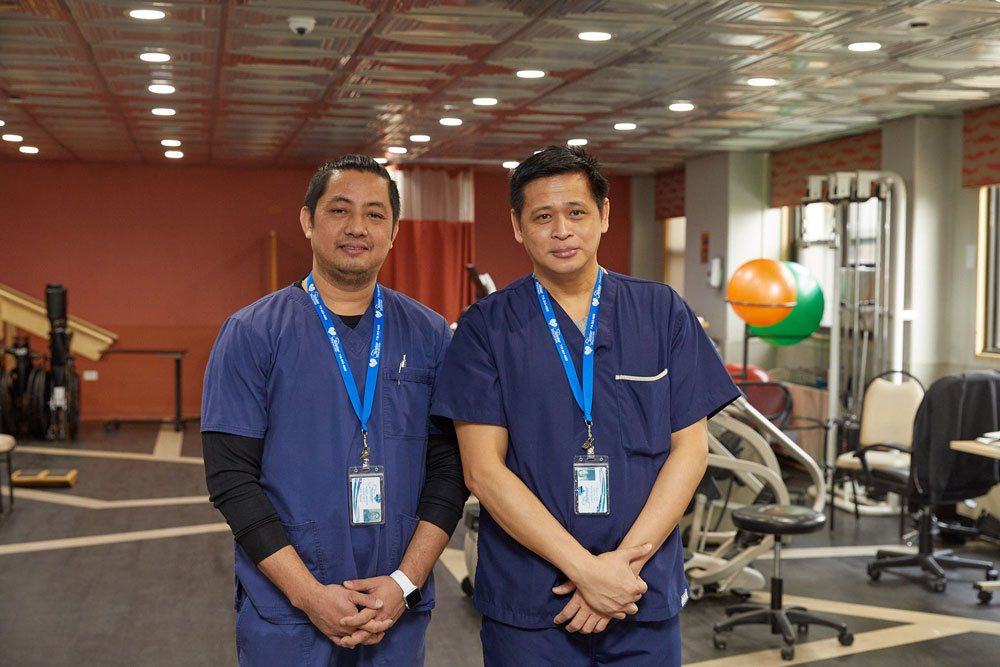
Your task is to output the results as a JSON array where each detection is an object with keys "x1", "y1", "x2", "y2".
[
  {"x1": 747, "y1": 77, "x2": 778, "y2": 87},
  {"x1": 151, "y1": 107, "x2": 176, "y2": 116},
  {"x1": 614, "y1": 122, "x2": 637, "y2": 130},
  {"x1": 567, "y1": 138, "x2": 588, "y2": 146},
  {"x1": 374, "y1": 157, "x2": 388, "y2": 164},
  {"x1": 848, "y1": 41, "x2": 882, "y2": 52},
  {"x1": 19, "y1": 146, "x2": 39, "y2": 154},
  {"x1": 516, "y1": 70, "x2": 546, "y2": 79},
  {"x1": 160, "y1": 139, "x2": 181, "y2": 147},
  {"x1": 439, "y1": 117, "x2": 462, "y2": 126},
  {"x1": 140, "y1": 52, "x2": 171, "y2": 63},
  {"x1": 578, "y1": 31, "x2": 612, "y2": 41},
  {"x1": 388, "y1": 146, "x2": 407, "y2": 154},
  {"x1": 668, "y1": 102, "x2": 695, "y2": 112},
  {"x1": 2, "y1": 134, "x2": 23, "y2": 142},
  {"x1": 164, "y1": 150, "x2": 183, "y2": 159},
  {"x1": 0, "y1": 120, "x2": 5, "y2": 127},
  {"x1": 502, "y1": 161, "x2": 519, "y2": 169},
  {"x1": 409, "y1": 134, "x2": 430, "y2": 142},
  {"x1": 148, "y1": 83, "x2": 176, "y2": 94},
  {"x1": 129, "y1": 9, "x2": 166, "y2": 20},
  {"x1": 473, "y1": 97, "x2": 498, "y2": 106}
]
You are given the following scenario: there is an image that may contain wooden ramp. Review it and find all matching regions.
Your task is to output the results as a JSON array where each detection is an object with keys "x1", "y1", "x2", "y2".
[{"x1": 0, "y1": 282, "x2": 117, "y2": 360}]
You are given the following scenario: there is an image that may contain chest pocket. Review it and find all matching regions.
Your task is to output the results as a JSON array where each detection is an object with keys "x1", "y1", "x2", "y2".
[
  {"x1": 615, "y1": 368, "x2": 671, "y2": 456},
  {"x1": 382, "y1": 366, "x2": 434, "y2": 439}
]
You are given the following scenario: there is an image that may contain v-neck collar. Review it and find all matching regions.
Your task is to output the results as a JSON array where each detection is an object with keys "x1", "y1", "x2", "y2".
[{"x1": 292, "y1": 281, "x2": 378, "y2": 357}]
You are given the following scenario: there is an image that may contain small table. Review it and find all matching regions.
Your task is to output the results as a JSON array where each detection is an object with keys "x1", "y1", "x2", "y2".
[
  {"x1": 102, "y1": 349, "x2": 199, "y2": 432},
  {"x1": 951, "y1": 439, "x2": 1000, "y2": 603}
]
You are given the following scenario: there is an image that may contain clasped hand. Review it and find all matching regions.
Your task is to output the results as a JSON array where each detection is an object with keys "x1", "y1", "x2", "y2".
[
  {"x1": 552, "y1": 543, "x2": 651, "y2": 634},
  {"x1": 300, "y1": 576, "x2": 406, "y2": 649}
]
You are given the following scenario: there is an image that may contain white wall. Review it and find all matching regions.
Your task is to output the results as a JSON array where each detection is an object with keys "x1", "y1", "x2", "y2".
[
  {"x1": 684, "y1": 153, "x2": 731, "y2": 348},
  {"x1": 628, "y1": 175, "x2": 662, "y2": 282}
]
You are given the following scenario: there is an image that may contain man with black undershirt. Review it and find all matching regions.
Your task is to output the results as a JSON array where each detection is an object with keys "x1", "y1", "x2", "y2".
[{"x1": 202, "y1": 155, "x2": 467, "y2": 665}]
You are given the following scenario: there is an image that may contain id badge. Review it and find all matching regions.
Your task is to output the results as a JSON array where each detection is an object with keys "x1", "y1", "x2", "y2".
[
  {"x1": 573, "y1": 455, "x2": 609, "y2": 516},
  {"x1": 348, "y1": 466, "x2": 386, "y2": 525}
]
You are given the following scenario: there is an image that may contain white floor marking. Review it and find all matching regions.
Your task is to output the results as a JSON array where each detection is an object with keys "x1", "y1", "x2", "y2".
[
  {"x1": 13, "y1": 487, "x2": 209, "y2": 509},
  {"x1": 0, "y1": 522, "x2": 230, "y2": 556},
  {"x1": 15, "y1": 444, "x2": 203, "y2": 465},
  {"x1": 438, "y1": 546, "x2": 469, "y2": 584},
  {"x1": 756, "y1": 544, "x2": 918, "y2": 560},
  {"x1": 152, "y1": 425, "x2": 184, "y2": 458}
]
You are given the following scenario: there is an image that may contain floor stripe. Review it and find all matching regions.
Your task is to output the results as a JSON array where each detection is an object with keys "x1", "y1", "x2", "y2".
[
  {"x1": 15, "y1": 445, "x2": 203, "y2": 465},
  {"x1": 686, "y1": 624, "x2": 968, "y2": 666},
  {"x1": 0, "y1": 522, "x2": 230, "y2": 556},
  {"x1": 439, "y1": 546, "x2": 469, "y2": 584},
  {"x1": 756, "y1": 544, "x2": 918, "y2": 560},
  {"x1": 13, "y1": 487, "x2": 210, "y2": 509},
  {"x1": 152, "y1": 425, "x2": 184, "y2": 458}
]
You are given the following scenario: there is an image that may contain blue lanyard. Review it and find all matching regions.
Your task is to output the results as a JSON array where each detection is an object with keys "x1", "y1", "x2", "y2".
[
  {"x1": 533, "y1": 270, "x2": 603, "y2": 435},
  {"x1": 305, "y1": 272, "x2": 384, "y2": 466}
]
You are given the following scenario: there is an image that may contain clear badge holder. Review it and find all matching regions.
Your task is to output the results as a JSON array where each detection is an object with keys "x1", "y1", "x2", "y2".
[
  {"x1": 573, "y1": 455, "x2": 609, "y2": 515},
  {"x1": 349, "y1": 465, "x2": 386, "y2": 525}
]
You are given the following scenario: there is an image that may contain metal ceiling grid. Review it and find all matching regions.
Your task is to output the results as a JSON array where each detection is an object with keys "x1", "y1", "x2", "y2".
[{"x1": 3, "y1": 0, "x2": 1000, "y2": 172}]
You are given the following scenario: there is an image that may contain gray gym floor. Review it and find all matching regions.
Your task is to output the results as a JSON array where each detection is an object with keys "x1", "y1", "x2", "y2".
[{"x1": 2, "y1": 423, "x2": 1000, "y2": 666}]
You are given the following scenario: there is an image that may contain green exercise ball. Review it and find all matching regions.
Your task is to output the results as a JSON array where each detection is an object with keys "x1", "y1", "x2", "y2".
[{"x1": 749, "y1": 261, "x2": 823, "y2": 346}]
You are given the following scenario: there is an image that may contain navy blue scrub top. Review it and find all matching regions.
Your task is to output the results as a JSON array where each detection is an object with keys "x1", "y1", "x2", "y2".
[
  {"x1": 431, "y1": 271, "x2": 739, "y2": 629},
  {"x1": 202, "y1": 284, "x2": 452, "y2": 623}
]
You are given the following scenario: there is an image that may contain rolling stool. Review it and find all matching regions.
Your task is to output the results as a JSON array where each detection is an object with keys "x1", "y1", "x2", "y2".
[
  {"x1": 713, "y1": 504, "x2": 853, "y2": 661},
  {"x1": 0, "y1": 433, "x2": 14, "y2": 515}
]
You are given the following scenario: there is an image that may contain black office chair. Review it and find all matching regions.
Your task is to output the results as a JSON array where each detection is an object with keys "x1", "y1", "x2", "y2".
[
  {"x1": 867, "y1": 371, "x2": 1000, "y2": 592},
  {"x1": 713, "y1": 504, "x2": 853, "y2": 661}
]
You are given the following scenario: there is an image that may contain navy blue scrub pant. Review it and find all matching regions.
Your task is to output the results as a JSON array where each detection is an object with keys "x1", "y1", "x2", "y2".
[
  {"x1": 481, "y1": 614, "x2": 681, "y2": 666},
  {"x1": 236, "y1": 596, "x2": 430, "y2": 667}
]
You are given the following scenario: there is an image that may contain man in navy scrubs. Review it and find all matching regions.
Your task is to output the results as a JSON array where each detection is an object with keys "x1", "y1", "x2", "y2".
[
  {"x1": 202, "y1": 155, "x2": 467, "y2": 665},
  {"x1": 431, "y1": 146, "x2": 739, "y2": 665}
]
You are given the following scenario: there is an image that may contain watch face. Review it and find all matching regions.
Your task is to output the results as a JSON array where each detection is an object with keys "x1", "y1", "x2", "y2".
[{"x1": 405, "y1": 588, "x2": 422, "y2": 608}]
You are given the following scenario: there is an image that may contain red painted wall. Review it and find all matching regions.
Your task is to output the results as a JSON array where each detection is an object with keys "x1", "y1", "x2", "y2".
[
  {"x1": 1, "y1": 160, "x2": 631, "y2": 423},
  {"x1": 472, "y1": 168, "x2": 631, "y2": 289}
]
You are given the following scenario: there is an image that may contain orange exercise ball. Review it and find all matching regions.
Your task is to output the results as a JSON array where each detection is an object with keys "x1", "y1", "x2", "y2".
[{"x1": 726, "y1": 259, "x2": 797, "y2": 327}]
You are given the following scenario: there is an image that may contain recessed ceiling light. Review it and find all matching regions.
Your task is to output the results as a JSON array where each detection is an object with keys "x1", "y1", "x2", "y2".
[
  {"x1": 2, "y1": 134, "x2": 23, "y2": 142},
  {"x1": 578, "y1": 32, "x2": 612, "y2": 41},
  {"x1": 164, "y1": 150, "x2": 183, "y2": 159},
  {"x1": 516, "y1": 70, "x2": 546, "y2": 79},
  {"x1": 502, "y1": 161, "x2": 519, "y2": 169},
  {"x1": 151, "y1": 107, "x2": 176, "y2": 116},
  {"x1": 374, "y1": 157, "x2": 388, "y2": 164},
  {"x1": 0, "y1": 120, "x2": 5, "y2": 127},
  {"x1": 409, "y1": 134, "x2": 430, "y2": 142},
  {"x1": 614, "y1": 122, "x2": 637, "y2": 131},
  {"x1": 388, "y1": 146, "x2": 407, "y2": 154},
  {"x1": 669, "y1": 102, "x2": 695, "y2": 112},
  {"x1": 129, "y1": 9, "x2": 166, "y2": 20},
  {"x1": 440, "y1": 117, "x2": 462, "y2": 126},
  {"x1": 148, "y1": 83, "x2": 175, "y2": 95},
  {"x1": 747, "y1": 77, "x2": 778, "y2": 87},
  {"x1": 160, "y1": 139, "x2": 181, "y2": 147},
  {"x1": 19, "y1": 146, "x2": 39, "y2": 154},
  {"x1": 140, "y1": 52, "x2": 171, "y2": 63},
  {"x1": 473, "y1": 97, "x2": 498, "y2": 106},
  {"x1": 848, "y1": 41, "x2": 882, "y2": 52},
  {"x1": 567, "y1": 138, "x2": 588, "y2": 146}
]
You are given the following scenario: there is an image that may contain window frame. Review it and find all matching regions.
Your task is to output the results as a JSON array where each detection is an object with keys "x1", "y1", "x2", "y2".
[{"x1": 976, "y1": 186, "x2": 1000, "y2": 359}]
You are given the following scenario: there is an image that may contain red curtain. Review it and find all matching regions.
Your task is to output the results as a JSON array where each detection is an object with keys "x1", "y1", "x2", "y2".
[{"x1": 379, "y1": 219, "x2": 474, "y2": 325}]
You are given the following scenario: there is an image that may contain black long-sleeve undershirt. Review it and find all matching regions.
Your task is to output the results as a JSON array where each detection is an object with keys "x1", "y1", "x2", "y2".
[{"x1": 203, "y1": 426, "x2": 467, "y2": 565}]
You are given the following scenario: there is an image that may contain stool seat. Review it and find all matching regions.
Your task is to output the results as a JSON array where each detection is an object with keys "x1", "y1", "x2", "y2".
[
  {"x1": 0, "y1": 434, "x2": 14, "y2": 452},
  {"x1": 732, "y1": 504, "x2": 825, "y2": 535}
]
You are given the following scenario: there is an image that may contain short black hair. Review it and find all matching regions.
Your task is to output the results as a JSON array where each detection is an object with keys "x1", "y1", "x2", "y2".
[
  {"x1": 302, "y1": 155, "x2": 400, "y2": 225},
  {"x1": 509, "y1": 145, "x2": 609, "y2": 220}
]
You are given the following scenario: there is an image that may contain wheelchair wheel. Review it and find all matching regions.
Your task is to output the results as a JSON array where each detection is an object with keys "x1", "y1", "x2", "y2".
[
  {"x1": 26, "y1": 366, "x2": 51, "y2": 439},
  {"x1": 67, "y1": 368, "x2": 80, "y2": 440},
  {"x1": 0, "y1": 369, "x2": 16, "y2": 434}
]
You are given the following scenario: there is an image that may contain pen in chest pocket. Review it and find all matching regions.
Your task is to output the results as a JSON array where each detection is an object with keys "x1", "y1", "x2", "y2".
[{"x1": 397, "y1": 354, "x2": 406, "y2": 383}]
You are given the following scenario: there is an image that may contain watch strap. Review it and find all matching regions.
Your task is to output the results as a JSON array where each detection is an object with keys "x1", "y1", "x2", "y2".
[{"x1": 389, "y1": 569, "x2": 418, "y2": 607}]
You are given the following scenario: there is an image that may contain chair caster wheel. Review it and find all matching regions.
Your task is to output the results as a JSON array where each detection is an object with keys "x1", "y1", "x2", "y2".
[
  {"x1": 839, "y1": 631, "x2": 854, "y2": 646},
  {"x1": 867, "y1": 563, "x2": 881, "y2": 581},
  {"x1": 713, "y1": 635, "x2": 726, "y2": 650},
  {"x1": 460, "y1": 577, "x2": 474, "y2": 597},
  {"x1": 978, "y1": 589, "x2": 993, "y2": 605},
  {"x1": 930, "y1": 577, "x2": 946, "y2": 593},
  {"x1": 781, "y1": 645, "x2": 794, "y2": 660},
  {"x1": 986, "y1": 569, "x2": 998, "y2": 582}
]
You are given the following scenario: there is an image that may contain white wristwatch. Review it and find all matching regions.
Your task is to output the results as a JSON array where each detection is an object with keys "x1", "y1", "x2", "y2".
[{"x1": 389, "y1": 569, "x2": 422, "y2": 609}]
